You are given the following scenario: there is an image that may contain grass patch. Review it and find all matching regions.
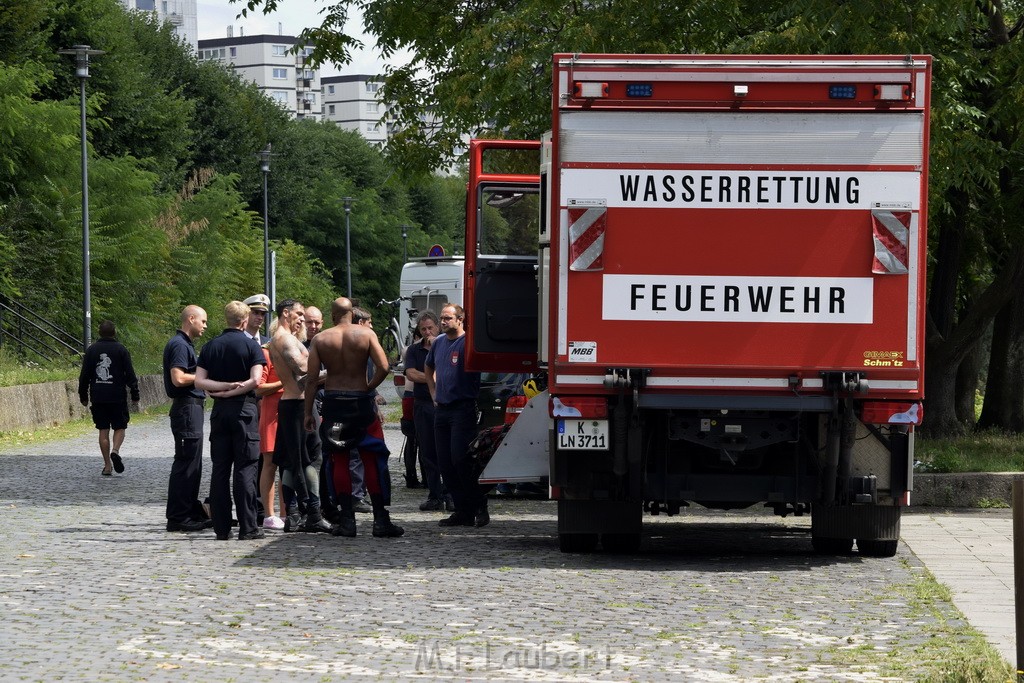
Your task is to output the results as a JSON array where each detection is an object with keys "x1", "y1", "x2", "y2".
[
  {"x1": 888, "y1": 562, "x2": 1013, "y2": 682},
  {"x1": 976, "y1": 498, "x2": 1011, "y2": 509},
  {"x1": 0, "y1": 346, "x2": 161, "y2": 388},
  {"x1": 0, "y1": 355, "x2": 80, "y2": 388},
  {"x1": 915, "y1": 430, "x2": 1024, "y2": 473}
]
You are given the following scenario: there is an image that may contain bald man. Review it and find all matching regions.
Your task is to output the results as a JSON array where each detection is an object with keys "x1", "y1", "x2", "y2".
[
  {"x1": 163, "y1": 305, "x2": 210, "y2": 532},
  {"x1": 305, "y1": 297, "x2": 402, "y2": 538}
]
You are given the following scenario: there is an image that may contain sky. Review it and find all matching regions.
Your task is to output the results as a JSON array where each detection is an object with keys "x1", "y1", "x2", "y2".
[{"x1": 195, "y1": 0, "x2": 410, "y2": 76}]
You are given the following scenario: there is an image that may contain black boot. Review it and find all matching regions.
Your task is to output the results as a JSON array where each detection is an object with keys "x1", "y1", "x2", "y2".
[
  {"x1": 330, "y1": 510, "x2": 357, "y2": 537},
  {"x1": 283, "y1": 506, "x2": 305, "y2": 533},
  {"x1": 370, "y1": 494, "x2": 404, "y2": 537},
  {"x1": 372, "y1": 508, "x2": 404, "y2": 538},
  {"x1": 301, "y1": 509, "x2": 332, "y2": 533}
]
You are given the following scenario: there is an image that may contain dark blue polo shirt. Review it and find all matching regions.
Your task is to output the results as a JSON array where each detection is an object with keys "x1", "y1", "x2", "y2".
[
  {"x1": 425, "y1": 333, "x2": 479, "y2": 404},
  {"x1": 163, "y1": 330, "x2": 204, "y2": 399},
  {"x1": 197, "y1": 328, "x2": 265, "y2": 391}
]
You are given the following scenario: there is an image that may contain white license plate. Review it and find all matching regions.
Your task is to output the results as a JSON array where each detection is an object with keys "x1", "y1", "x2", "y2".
[{"x1": 556, "y1": 419, "x2": 609, "y2": 450}]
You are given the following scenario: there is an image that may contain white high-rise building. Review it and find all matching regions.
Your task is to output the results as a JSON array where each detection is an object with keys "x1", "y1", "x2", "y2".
[
  {"x1": 119, "y1": 0, "x2": 198, "y2": 53},
  {"x1": 197, "y1": 33, "x2": 322, "y2": 121},
  {"x1": 321, "y1": 75, "x2": 389, "y2": 145}
]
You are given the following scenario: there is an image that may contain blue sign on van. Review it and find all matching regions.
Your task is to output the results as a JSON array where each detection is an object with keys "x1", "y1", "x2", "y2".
[{"x1": 428, "y1": 244, "x2": 445, "y2": 257}]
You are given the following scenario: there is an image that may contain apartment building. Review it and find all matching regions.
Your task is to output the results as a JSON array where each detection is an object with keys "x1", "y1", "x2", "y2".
[
  {"x1": 321, "y1": 75, "x2": 389, "y2": 145},
  {"x1": 196, "y1": 32, "x2": 322, "y2": 120},
  {"x1": 320, "y1": 75, "x2": 464, "y2": 167},
  {"x1": 119, "y1": 0, "x2": 198, "y2": 53},
  {"x1": 196, "y1": 35, "x2": 464, "y2": 171}
]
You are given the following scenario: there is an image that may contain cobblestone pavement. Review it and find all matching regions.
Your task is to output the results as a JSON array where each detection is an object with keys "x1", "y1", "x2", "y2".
[{"x1": 0, "y1": 412, "x2": 985, "y2": 682}]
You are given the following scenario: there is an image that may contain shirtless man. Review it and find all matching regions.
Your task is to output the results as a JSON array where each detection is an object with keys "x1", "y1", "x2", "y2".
[
  {"x1": 269, "y1": 299, "x2": 331, "y2": 533},
  {"x1": 305, "y1": 297, "x2": 403, "y2": 538}
]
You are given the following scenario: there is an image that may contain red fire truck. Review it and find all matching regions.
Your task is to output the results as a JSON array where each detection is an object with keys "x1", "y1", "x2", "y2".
[{"x1": 465, "y1": 54, "x2": 931, "y2": 556}]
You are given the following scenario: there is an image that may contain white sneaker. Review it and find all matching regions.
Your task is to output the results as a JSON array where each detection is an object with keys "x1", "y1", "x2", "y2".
[{"x1": 263, "y1": 515, "x2": 285, "y2": 530}]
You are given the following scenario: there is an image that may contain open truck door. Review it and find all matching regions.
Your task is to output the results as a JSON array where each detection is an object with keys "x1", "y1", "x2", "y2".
[{"x1": 463, "y1": 139, "x2": 542, "y2": 373}]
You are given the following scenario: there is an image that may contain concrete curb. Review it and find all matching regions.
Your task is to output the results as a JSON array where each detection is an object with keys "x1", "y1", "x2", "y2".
[
  {"x1": 0, "y1": 374, "x2": 165, "y2": 432},
  {"x1": 912, "y1": 472, "x2": 1022, "y2": 508}
]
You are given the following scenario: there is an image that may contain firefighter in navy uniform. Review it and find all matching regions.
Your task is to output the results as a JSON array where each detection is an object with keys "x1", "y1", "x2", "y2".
[
  {"x1": 195, "y1": 301, "x2": 267, "y2": 540},
  {"x1": 163, "y1": 305, "x2": 210, "y2": 532}
]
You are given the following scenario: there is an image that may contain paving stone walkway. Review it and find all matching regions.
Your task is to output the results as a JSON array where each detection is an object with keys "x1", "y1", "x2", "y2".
[{"x1": 0, "y1": 413, "x2": 1002, "y2": 682}]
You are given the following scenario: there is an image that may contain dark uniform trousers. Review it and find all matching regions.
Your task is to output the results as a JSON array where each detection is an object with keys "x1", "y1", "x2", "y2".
[
  {"x1": 165, "y1": 397, "x2": 205, "y2": 523},
  {"x1": 434, "y1": 398, "x2": 481, "y2": 516},
  {"x1": 414, "y1": 398, "x2": 443, "y2": 501},
  {"x1": 209, "y1": 396, "x2": 260, "y2": 537}
]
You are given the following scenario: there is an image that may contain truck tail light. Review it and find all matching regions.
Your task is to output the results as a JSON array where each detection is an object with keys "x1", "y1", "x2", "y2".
[
  {"x1": 573, "y1": 81, "x2": 608, "y2": 98},
  {"x1": 504, "y1": 395, "x2": 527, "y2": 424},
  {"x1": 860, "y1": 401, "x2": 922, "y2": 425},
  {"x1": 393, "y1": 374, "x2": 406, "y2": 389},
  {"x1": 550, "y1": 396, "x2": 608, "y2": 418},
  {"x1": 873, "y1": 84, "x2": 911, "y2": 101}
]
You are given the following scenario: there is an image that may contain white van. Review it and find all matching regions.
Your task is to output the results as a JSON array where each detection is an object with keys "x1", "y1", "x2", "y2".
[{"x1": 397, "y1": 257, "x2": 464, "y2": 346}]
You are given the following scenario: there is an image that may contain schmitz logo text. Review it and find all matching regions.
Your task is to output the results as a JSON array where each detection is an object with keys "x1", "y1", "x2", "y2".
[{"x1": 602, "y1": 275, "x2": 874, "y2": 324}]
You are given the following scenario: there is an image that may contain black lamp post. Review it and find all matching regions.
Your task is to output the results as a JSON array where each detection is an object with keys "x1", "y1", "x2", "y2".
[
  {"x1": 400, "y1": 225, "x2": 410, "y2": 263},
  {"x1": 58, "y1": 44, "x2": 104, "y2": 352},
  {"x1": 257, "y1": 144, "x2": 274, "y2": 303},
  {"x1": 341, "y1": 197, "x2": 355, "y2": 298}
]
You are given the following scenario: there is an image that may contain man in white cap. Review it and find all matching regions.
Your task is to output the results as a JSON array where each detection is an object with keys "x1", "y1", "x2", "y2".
[{"x1": 242, "y1": 294, "x2": 271, "y2": 345}]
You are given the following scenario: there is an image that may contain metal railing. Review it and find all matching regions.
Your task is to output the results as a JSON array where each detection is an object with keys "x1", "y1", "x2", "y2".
[{"x1": 0, "y1": 297, "x2": 82, "y2": 362}]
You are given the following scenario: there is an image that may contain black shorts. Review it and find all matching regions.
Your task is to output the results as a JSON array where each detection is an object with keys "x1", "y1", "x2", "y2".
[{"x1": 91, "y1": 402, "x2": 130, "y2": 430}]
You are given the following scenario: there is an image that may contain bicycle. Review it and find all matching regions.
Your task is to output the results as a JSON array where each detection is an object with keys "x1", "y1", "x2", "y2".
[{"x1": 377, "y1": 297, "x2": 410, "y2": 370}]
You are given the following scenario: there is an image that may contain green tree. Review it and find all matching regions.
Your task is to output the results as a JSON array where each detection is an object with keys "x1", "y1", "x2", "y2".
[
  {"x1": 267, "y1": 119, "x2": 413, "y2": 305},
  {"x1": 0, "y1": 1, "x2": 343, "y2": 373},
  {"x1": 733, "y1": 4, "x2": 1024, "y2": 438},
  {"x1": 43, "y1": 0, "x2": 196, "y2": 189},
  {"x1": 406, "y1": 173, "x2": 466, "y2": 257}
]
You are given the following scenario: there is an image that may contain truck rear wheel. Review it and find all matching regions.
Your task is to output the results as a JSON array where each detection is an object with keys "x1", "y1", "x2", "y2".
[
  {"x1": 559, "y1": 533, "x2": 598, "y2": 553},
  {"x1": 811, "y1": 504, "x2": 900, "y2": 557},
  {"x1": 857, "y1": 538, "x2": 899, "y2": 558}
]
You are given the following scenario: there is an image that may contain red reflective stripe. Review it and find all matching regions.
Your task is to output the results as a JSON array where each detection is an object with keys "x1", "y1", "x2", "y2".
[
  {"x1": 568, "y1": 207, "x2": 606, "y2": 271},
  {"x1": 871, "y1": 210, "x2": 910, "y2": 274}
]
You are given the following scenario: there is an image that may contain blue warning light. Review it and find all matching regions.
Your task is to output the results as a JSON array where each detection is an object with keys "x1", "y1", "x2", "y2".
[
  {"x1": 626, "y1": 83, "x2": 654, "y2": 98},
  {"x1": 829, "y1": 85, "x2": 857, "y2": 99}
]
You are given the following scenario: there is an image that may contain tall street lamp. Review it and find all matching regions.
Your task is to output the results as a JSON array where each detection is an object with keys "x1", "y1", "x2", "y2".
[
  {"x1": 341, "y1": 197, "x2": 355, "y2": 298},
  {"x1": 257, "y1": 144, "x2": 273, "y2": 317},
  {"x1": 400, "y1": 225, "x2": 410, "y2": 263},
  {"x1": 58, "y1": 44, "x2": 104, "y2": 352}
]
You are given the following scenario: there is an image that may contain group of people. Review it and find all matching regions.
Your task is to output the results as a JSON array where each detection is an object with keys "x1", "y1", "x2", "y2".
[
  {"x1": 176, "y1": 295, "x2": 403, "y2": 540},
  {"x1": 77, "y1": 292, "x2": 486, "y2": 540}
]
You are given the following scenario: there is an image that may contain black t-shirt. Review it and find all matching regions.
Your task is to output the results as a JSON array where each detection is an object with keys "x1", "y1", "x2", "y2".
[
  {"x1": 197, "y1": 328, "x2": 265, "y2": 391},
  {"x1": 404, "y1": 340, "x2": 432, "y2": 401},
  {"x1": 163, "y1": 330, "x2": 203, "y2": 399},
  {"x1": 78, "y1": 337, "x2": 139, "y2": 404}
]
